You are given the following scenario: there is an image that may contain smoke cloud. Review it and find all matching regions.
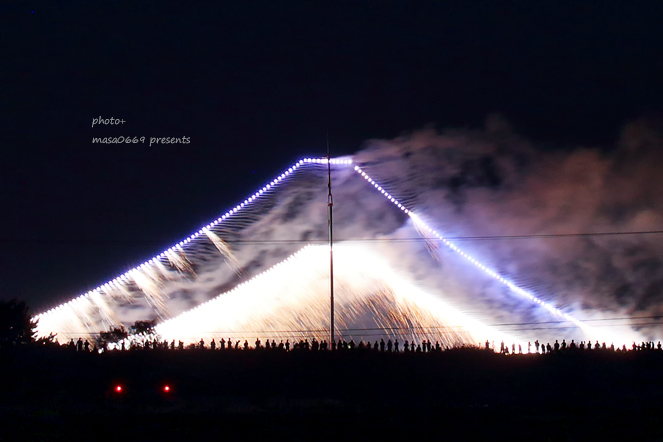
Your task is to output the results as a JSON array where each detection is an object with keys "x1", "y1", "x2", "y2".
[{"x1": 355, "y1": 116, "x2": 663, "y2": 341}]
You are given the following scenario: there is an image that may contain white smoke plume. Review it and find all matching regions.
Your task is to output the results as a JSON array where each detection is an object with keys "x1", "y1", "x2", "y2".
[{"x1": 354, "y1": 116, "x2": 663, "y2": 341}]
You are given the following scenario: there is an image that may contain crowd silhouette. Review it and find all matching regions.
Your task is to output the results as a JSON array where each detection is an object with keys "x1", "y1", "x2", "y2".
[{"x1": 60, "y1": 335, "x2": 663, "y2": 355}]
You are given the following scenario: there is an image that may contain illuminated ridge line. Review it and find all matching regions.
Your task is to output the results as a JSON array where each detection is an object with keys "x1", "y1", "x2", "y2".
[
  {"x1": 352, "y1": 164, "x2": 588, "y2": 331},
  {"x1": 36, "y1": 157, "x2": 352, "y2": 319}
]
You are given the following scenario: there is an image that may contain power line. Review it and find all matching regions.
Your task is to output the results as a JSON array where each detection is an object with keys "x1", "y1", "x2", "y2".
[{"x1": 4, "y1": 230, "x2": 663, "y2": 245}]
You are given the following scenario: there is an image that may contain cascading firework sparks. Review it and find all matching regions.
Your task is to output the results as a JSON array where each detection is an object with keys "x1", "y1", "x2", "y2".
[
  {"x1": 203, "y1": 228, "x2": 242, "y2": 275},
  {"x1": 156, "y1": 244, "x2": 520, "y2": 346}
]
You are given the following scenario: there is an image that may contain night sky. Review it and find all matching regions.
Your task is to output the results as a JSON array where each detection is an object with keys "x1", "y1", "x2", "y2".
[{"x1": 2, "y1": 1, "x2": 662, "y2": 312}]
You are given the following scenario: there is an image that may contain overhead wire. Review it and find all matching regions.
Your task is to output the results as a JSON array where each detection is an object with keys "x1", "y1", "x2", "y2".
[{"x1": 4, "y1": 230, "x2": 663, "y2": 245}]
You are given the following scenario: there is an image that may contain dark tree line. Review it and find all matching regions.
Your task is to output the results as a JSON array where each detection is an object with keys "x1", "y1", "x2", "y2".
[
  {"x1": 0, "y1": 297, "x2": 160, "y2": 349},
  {"x1": 0, "y1": 299, "x2": 56, "y2": 347}
]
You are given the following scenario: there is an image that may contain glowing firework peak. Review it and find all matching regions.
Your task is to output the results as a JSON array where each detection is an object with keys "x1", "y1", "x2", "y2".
[{"x1": 35, "y1": 155, "x2": 629, "y2": 345}]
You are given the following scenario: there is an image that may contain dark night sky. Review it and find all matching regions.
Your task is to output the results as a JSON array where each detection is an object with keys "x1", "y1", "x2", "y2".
[{"x1": 1, "y1": 1, "x2": 662, "y2": 312}]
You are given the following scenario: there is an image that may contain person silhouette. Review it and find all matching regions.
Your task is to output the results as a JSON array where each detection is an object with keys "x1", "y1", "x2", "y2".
[
  {"x1": 210, "y1": 339, "x2": 216, "y2": 350},
  {"x1": 77, "y1": 338, "x2": 83, "y2": 352},
  {"x1": 394, "y1": 339, "x2": 399, "y2": 352}
]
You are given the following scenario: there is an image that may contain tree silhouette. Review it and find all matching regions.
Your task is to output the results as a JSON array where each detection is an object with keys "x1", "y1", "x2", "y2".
[
  {"x1": 129, "y1": 319, "x2": 159, "y2": 347},
  {"x1": 97, "y1": 325, "x2": 128, "y2": 348},
  {"x1": 0, "y1": 299, "x2": 37, "y2": 347},
  {"x1": 131, "y1": 319, "x2": 157, "y2": 336}
]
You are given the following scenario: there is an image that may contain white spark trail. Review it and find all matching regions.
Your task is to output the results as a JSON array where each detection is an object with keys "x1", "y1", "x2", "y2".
[
  {"x1": 165, "y1": 247, "x2": 192, "y2": 273},
  {"x1": 130, "y1": 269, "x2": 168, "y2": 317},
  {"x1": 204, "y1": 228, "x2": 242, "y2": 275}
]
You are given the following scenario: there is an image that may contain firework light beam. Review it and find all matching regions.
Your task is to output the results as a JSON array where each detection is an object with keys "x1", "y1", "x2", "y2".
[{"x1": 155, "y1": 244, "x2": 521, "y2": 346}]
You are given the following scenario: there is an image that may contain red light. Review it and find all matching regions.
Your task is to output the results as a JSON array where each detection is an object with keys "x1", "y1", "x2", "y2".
[
  {"x1": 115, "y1": 385, "x2": 122, "y2": 393},
  {"x1": 163, "y1": 385, "x2": 170, "y2": 393}
]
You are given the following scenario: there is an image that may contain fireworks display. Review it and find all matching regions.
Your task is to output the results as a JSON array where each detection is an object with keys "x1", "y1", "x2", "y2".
[{"x1": 35, "y1": 150, "x2": 649, "y2": 347}]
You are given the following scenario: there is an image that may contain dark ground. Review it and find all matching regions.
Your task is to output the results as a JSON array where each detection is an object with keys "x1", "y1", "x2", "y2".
[{"x1": 3, "y1": 347, "x2": 663, "y2": 441}]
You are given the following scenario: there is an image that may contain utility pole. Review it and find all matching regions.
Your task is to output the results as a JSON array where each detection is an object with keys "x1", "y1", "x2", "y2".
[{"x1": 327, "y1": 134, "x2": 335, "y2": 348}]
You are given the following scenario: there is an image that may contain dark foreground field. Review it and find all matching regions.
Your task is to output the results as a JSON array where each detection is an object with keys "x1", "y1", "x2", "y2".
[{"x1": 3, "y1": 348, "x2": 663, "y2": 441}]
